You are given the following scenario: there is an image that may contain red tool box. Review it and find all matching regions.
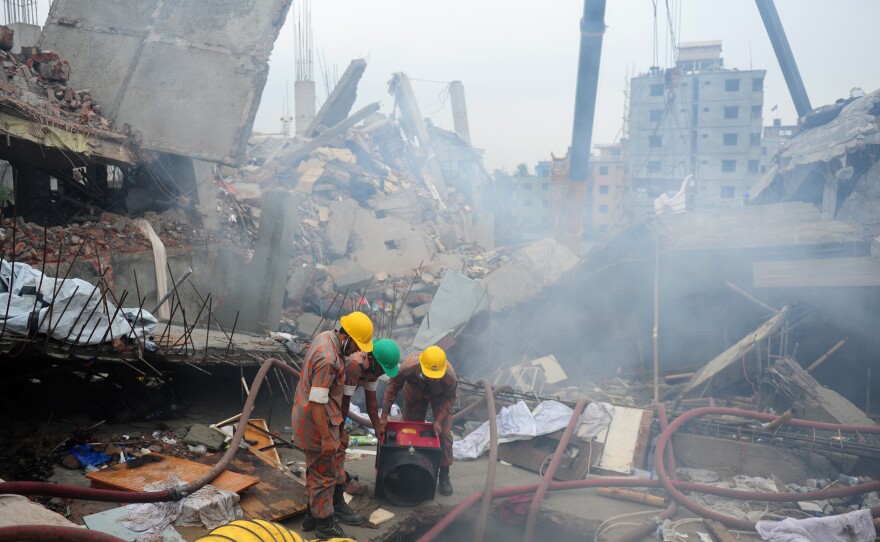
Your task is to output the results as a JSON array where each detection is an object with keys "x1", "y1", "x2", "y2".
[{"x1": 375, "y1": 420, "x2": 441, "y2": 506}]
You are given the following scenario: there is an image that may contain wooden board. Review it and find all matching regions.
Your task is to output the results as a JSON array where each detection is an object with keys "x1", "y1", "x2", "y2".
[
  {"x1": 596, "y1": 406, "x2": 653, "y2": 474},
  {"x1": 244, "y1": 420, "x2": 281, "y2": 466},
  {"x1": 86, "y1": 453, "x2": 259, "y2": 494},
  {"x1": 198, "y1": 452, "x2": 306, "y2": 521},
  {"x1": 496, "y1": 429, "x2": 602, "y2": 481}
]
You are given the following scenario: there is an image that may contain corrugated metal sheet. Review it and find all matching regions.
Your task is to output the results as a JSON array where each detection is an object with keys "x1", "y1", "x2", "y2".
[{"x1": 779, "y1": 89, "x2": 880, "y2": 172}]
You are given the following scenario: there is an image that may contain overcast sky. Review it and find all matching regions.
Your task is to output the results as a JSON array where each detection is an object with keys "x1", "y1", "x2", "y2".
[{"x1": 253, "y1": 0, "x2": 880, "y2": 172}]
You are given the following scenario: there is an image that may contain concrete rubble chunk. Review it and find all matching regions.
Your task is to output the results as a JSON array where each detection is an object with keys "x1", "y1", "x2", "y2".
[
  {"x1": 183, "y1": 424, "x2": 226, "y2": 452},
  {"x1": 285, "y1": 265, "x2": 315, "y2": 304},
  {"x1": 296, "y1": 312, "x2": 326, "y2": 336},
  {"x1": 326, "y1": 199, "x2": 358, "y2": 258}
]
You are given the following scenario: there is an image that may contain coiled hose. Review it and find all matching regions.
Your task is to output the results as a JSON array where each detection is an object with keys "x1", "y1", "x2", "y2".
[{"x1": 419, "y1": 406, "x2": 880, "y2": 542}]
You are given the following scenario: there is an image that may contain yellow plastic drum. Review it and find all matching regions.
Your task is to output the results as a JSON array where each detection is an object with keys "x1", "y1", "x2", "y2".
[{"x1": 196, "y1": 519, "x2": 303, "y2": 542}]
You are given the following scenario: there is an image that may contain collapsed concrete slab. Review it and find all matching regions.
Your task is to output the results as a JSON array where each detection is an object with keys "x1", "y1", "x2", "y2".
[
  {"x1": 349, "y1": 208, "x2": 433, "y2": 276},
  {"x1": 766, "y1": 357, "x2": 877, "y2": 427},
  {"x1": 326, "y1": 199, "x2": 357, "y2": 258},
  {"x1": 682, "y1": 307, "x2": 789, "y2": 398},
  {"x1": 304, "y1": 59, "x2": 367, "y2": 137},
  {"x1": 40, "y1": 0, "x2": 293, "y2": 164},
  {"x1": 412, "y1": 270, "x2": 488, "y2": 350}
]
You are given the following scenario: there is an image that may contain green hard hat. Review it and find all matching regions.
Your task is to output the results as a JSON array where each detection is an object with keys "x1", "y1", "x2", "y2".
[{"x1": 372, "y1": 338, "x2": 400, "y2": 377}]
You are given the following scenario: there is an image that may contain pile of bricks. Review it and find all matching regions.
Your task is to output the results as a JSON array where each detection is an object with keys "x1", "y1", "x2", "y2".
[{"x1": 0, "y1": 24, "x2": 114, "y2": 131}]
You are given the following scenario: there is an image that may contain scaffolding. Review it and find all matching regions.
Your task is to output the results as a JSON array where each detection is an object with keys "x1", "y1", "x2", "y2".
[{"x1": 3, "y1": 0, "x2": 38, "y2": 25}]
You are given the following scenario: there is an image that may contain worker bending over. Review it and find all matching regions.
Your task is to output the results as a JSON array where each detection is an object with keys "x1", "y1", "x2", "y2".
[
  {"x1": 291, "y1": 311, "x2": 373, "y2": 539},
  {"x1": 380, "y1": 345, "x2": 457, "y2": 496},
  {"x1": 336, "y1": 338, "x2": 401, "y2": 516}
]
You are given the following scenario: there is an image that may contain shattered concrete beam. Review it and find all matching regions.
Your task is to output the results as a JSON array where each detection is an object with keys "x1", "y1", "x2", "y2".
[
  {"x1": 0, "y1": 106, "x2": 135, "y2": 167},
  {"x1": 448, "y1": 81, "x2": 471, "y2": 146},
  {"x1": 304, "y1": 58, "x2": 367, "y2": 138},
  {"x1": 682, "y1": 306, "x2": 789, "y2": 397},
  {"x1": 278, "y1": 102, "x2": 380, "y2": 172},
  {"x1": 387, "y1": 72, "x2": 448, "y2": 204}
]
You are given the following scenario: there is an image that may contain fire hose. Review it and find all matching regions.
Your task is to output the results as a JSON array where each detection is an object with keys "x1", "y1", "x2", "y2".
[
  {"x1": 608, "y1": 401, "x2": 678, "y2": 542},
  {"x1": 418, "y1": 406, "x2": 880, "y2": 542},
  {"x1": 472, "y1": 380, "x2": 499, "y2": 542},
  {"x1": 0, "y1": 357, "x2": 298, "y2": 542}
]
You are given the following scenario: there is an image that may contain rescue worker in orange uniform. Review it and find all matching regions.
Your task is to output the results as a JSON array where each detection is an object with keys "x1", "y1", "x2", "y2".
[
  {"x1": 337, "y1": 338, "x2": 401, "y2": 513},
  {"x1": 291, "y1": 311, "x2": 373, "y2": 539},
  {"x1": 379, "y1": 345, "x2": 457, "y2": 496}
]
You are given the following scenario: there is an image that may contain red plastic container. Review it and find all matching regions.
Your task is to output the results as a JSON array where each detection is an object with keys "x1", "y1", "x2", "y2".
[
  {"x1": 376, "y1": 420, "x2": 442, "y2": 506},
  {"x1": 382, "y1": 420, "x2": 441, "y2": 448}
]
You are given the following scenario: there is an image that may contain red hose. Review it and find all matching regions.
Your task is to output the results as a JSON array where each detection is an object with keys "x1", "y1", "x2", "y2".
[
  {"x1": 472, "y1": 380, "x2": 499, "y2": 542},
  {"x1": 608, "y1": 402, "x2": 678, "y2": 542},
  {"x1": 525, "y1": 399, "x2": 587, "y2": 542},
  {"x1": 418, "y1": 406, "x2": 880, "y2": 542},
  {"x1": 653, "y1": 407, "x2": 880, "y2": 530},
  {"x1": 0, "y1": 525, "x2": 127, "y2": 541},
  {"x1": 0, "y1": 358, "x2": 300, "y2": 505}
]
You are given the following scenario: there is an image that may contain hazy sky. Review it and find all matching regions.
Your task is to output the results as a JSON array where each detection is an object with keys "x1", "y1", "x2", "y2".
[{"x1": 253, "y1": 0, "x2": 880, "y2": 172}]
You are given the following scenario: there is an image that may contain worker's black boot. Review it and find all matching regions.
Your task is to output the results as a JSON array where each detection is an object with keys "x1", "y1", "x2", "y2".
[
  {"x1": 333, "y1": 484, "x2": 366, "y2": 525},
  {"x1": 315, "y1": 515, "x2": 349, "y2": 540},
  {"x1": 438, "y1": 466, "x2": 453, "y2": 496},
  {"x1": 301, "y1": 509, "x2": 316, "y2": 532}
]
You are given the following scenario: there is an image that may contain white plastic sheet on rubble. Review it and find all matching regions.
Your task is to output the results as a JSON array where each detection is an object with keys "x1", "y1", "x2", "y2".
[
  {"x1": 412, "y1": 270, "x2": 488, "y2": 350},
  {"x1": 121, "y1": 476, "x2": 242, "y2": 542},
  {"x1": 0, "y1": 260, "x2": 156, "y2": 345},
  {"x1": 453, "y1": 400, "x2": 614, "y2": 461},
  {"x1": 755, "y1": 508, "x2": 875, "y2": 542},
  {"x1": 654, "y1": 175, "x2": 691, "y2": 214}
]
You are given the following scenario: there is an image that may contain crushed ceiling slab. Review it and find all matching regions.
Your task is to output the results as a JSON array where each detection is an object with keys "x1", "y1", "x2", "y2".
[
  {"x1": 40, "y1": 0, "x2": 292, "y2": 164},
  {"x1": 682, "y1": 306, "x2": 789, "y2": 397},
  {"x1": 779, "y1": 89, "x2": 880, "y2": 172},
  {"x1": 412, "y1": 270, "x2": 488, "y2": 350},
  {"x1": 656, "y1": 202, "x2": 861, "y2": 252},
  {"x1": 754, "y1": 257, "x2": 880, "y2": 288}
]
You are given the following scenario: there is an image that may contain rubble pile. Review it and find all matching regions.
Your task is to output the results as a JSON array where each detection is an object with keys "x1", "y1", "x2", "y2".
[
  {"x1": 0, "y1": 26, "x2": 115, "y2": 132},
  {"x1": 0, "y1": 208, "x2": 241, "y2": 268},
  {"x1": 219, "y1": 116, "x2": 510, "y2": 346}
]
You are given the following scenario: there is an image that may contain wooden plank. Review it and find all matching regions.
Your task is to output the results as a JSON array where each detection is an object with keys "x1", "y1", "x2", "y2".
[
  {"x1": 496, "y1": 430, "x2": 602, "y2": 481},
  {"x1": 630, "y1": 409, "x2": 654, "y2": 471},
  {"x1": 211, "y1": 419, "x2": 284, "y2": 470},
  {"x1": 244, "y1": 420, "x2": 281, "y2": 467},
  {"x1": 705, "y1": 520, "x2": 740, "y2": 542},
  {"x1": 596, "y1": 406, "x2": 652, "y2": 474},
  {"x1": 198, "y1": 452, "x2": 306, "y2": 521},
  {"x1": 86, "y1": 453, "x2": 259, "y2": 494}
]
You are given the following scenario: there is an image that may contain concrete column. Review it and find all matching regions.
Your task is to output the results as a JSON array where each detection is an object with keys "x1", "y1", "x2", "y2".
[
  {"x1": 294, "y1": 80, "x2": 316, "y2": 135},
  {"x1": 192, "y1": 160, "x2": 220, "y2": 231},
  {"x1": 233, "y1": 190, "x2": 299, "y2": 333},
  {"x1": 9, "y1": 23, "x2": 40, "y2": 53},
  {"x1": 448, "y1": 81, "x2": 471, "y2": 146},
  {"x1": 388, "y1": 73, "x2": 448, "y2": 203}
]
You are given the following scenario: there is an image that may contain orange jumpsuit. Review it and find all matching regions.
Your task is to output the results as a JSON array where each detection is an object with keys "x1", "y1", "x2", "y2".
[
  {"x1": 290, "y1": 331, "x2": 347, "y2": 519},
  {"x1": 382, "y1": 353, "x2": 457, "y2": 466}
]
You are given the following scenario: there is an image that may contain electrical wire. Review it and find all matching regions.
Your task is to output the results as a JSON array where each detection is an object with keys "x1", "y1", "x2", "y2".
[{"x1": 594, "y1": 510, "x2": 660, "y2": 541}]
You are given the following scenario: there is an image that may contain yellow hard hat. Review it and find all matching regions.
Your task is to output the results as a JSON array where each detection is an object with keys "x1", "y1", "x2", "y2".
[
  {"x1": 419, "y1": 345, "x2": 447, "y2": 378},
  {"x1": 340, "y1": 311, "x2": 374, "y2": 352}
]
